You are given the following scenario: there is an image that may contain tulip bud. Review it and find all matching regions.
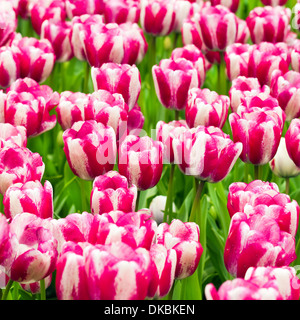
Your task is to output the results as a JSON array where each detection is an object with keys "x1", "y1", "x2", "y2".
[
  {"x1": 285, "y1": 118, "x2": 300, "y2": 168},
  {"x1": 0, "y1": 1, "x2": 17, "y2": 47},
  {"x1": 104, "y1": 0, "x2": 140, "y2": 24},
  {"x1": 65, "y1": 0, "x2": 105, "y2": 19}
]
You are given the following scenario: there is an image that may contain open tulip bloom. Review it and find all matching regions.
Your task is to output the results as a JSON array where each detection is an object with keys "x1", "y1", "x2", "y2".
[{"x1": 2, "y1": 0, "x2": 300, "y2": 302}]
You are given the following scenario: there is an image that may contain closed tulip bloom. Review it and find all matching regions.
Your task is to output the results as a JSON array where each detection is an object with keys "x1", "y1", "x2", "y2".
[
  {"x1": 118, "y1": 135, "x2": 163, "y2": 191},
  {"x1": 0, "y1": 1, "x2": 17, "y2": 47},
  {"x1": 4, "y1": 213, "x2": 58, "y2": 283},
  {"x1": 261, "y1": 0, "x2": 288, "y2": 5},
  {"x1": 104, "y1": 0, "x2": 140, "y2": 24},
  {"x1": 246, "y1": 6, "x2": 291, "y2": 44},
  {"x1": 84, "y1": 242, "x2": 152, "y2": 300},
  {"x1": 0, "y1": 214, "x2": 13, "y2": 267},
  {"x1": 156, "y1": 219, "x2": 202, "y2": 279},
  {"x1": 90, "y1": 171, "x2": 137, "y2": 215},
  {"x1": 41, "y1": 20, "x2": 74, "y2": 63},
  {"x1": 91, "y1": 63, "x2": 141, "y2": 110},
  {"x1": 186, "y1": 88, "x2": 229, "y2": 129},
  {"x1": 229, "y1": 97, "x2": 285, "y2": 165},
  {"x1": 3, "y1": 180, "x2": 53, "y2": 221},
  {"x1": 271, "y1": 70, "x2": 300, "y2": 121},
  {"x1": 63, "y1": 120, "x2": 117, "y2": 180},
  {"x1": 65, "y1": 0, "x2": 105, "y2": 19},
  {"x1": 227, "y1": 180, "x2": 300, "y2": 220},
  {"x1": 236, "y1": 17, "x2": 250, "y2": 44},
  {"x1": 147, "y1": 244, "x2": 177, "y2": 299},
  {"x1": 152, "y1": 58, "x2": 199, "y2": 111},
  {"x1": 291, "y1": 40, "x2": 300, "y2": 73},
  {"x1": 140, "y1": 0, "x2": 176, "y2": 36},
  {"x1": 270, "y1": 138, "x2": 300, "y2": 178},
  {"x1": 171, "y1": 44, "x2": 206, "y2": 87},
  {"x1": 11, "y1": 37, "x2": 55, "y2": 83},
  {"x1": 0, "y1": 123, "x2": 27, "y2": 149},
  {"x1": 285, "y1": 118, "x2": 300, "y2": 168},
  {"x1": 198, "y1": 5, "x2": 238, "y2": 51},
  {"x1": 210, "y1": 0, "x2": 239, "y2": 12},
  {"x1": 0, "y1": 47, "x2": 20, "y2": 88},
  {"x1": 181, "y1": 17, "x2": 204, "y2": 55},
  {"x1": 0, "y1": 146, "x2": 45, "y2": 195},
  {"x1": 205, "y1": 266, "x2": 300, "y2": 300},
  {"x1": 156, "y1": 120, "x2": 188, "y2": 163},
  {"x1": 224, "y1": 209, "x2": 296, "y2": 278},
  {"x1": 224, "y1": 43, "x2": 251, "y2": 81},
  {"x1": 172, "y1": 126, "x2": 242, "y2": 183},
  {"x1": 229, "y1": 76, "x2": 271, "y2": 113}
]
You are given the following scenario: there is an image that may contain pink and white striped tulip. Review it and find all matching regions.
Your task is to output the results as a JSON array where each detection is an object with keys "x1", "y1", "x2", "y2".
[
  {"x1": 156, "y1": 219, "x2": 202, "y2": 279},
  {"x1": 0, "y1": 1, "x2": 17, "y2": 47},
  {"x1": 4, "y1": 78, "x2": 59, "y2": 137},
  {"x1": 40, "y1": 20, "x2": 74, "y2": 63},
  {"x1": 271, "y1": 70, "x2": 300, "y2": 121},
  {"x1": 171, "y1": 44, "x2": 206, "y2": 87},
  {"x1": 185, "y1": 88, "x2": 229, "y2": 129},
  {"x1": 21, "y1": 274, "x2": 52, "y2": 294},
  {"x1": 147, "y1": 244, "x2": 177, "y2": 299},
  {"x1": 0, "y1": 47, "x2": 20, "y2": 88},
  {"x1": 270, "y1": 138, "x2": 300, "y2": 178},
  {"x1": 246, "y1": 6, "x2": 291, "y2": 44},
  {"x1": 90, "y1": 171, "x2": 137, "y2": 215},
  {"x1": 0, "y1": 146, "x2": 45, "y2": 195},
  {"x1": 152, "y1": 58, "x2": 199, "y2": 111},
  {"x1": 140, "y1": 0, "x2": 176, "y2": 36},
  {"x1": 291, "y1": 40, "x2": 300, "y2": 73},
  {"x1": 229, "y1": 76, "x2": 271, "y2": 113},
  {"x1": 63, "y1": 120, "x2": 117, "y2": 180},
  {"x1": 172, "y1": 126, "x2": 242, "y2": 183},
  {"x1": 229, "y1": 96, "x2": 285, "y2": 165},
  {"x1": 210, "y1": 0, "x2": 240, "y2": 12},
  {"x1": 261, "y1": 0, "x2": 289, "y2": 5},
  {"x1": 104, "y1": 0, "x2": 140, "y2": 24},
  {"x1": 3, "y1": 180, "x2": 53, "y2": 221},
  {"x1": 205, "y1": 266, "x2": 300, "y2": 300},
  {"x1": 224, "y1": 208, "x2": 296, "y2": 278},
  {"x1": 0, "y1": 123, "x2": 27, "y2": 149},
  {"x1": 65, "y1": 0, "x2": 105, "y2": 19},
  {"x1": 118, "y1": 135, "x2": 163, "y2": 191},
  {"x1": 11, "y1": 37, "x2": 56, "y2": 83},
  {"x1": 156, "y1": 119, "x2": 189, "y2": 163},
  {"x1": 91, "y1": 63, "x2": 141, "y2": 110},
  {"x1": 285, "y1": 118, "x2": 300, "y2": 168},
  {"x1": 4, "y1": 212, "x2": 58, "y2": 283},
  {"x1": 0, "y1": 214, "x2": 13, "y2": 267},
  {"x1": 197, "y1": 5, "x2": 238, "y2": 51}
]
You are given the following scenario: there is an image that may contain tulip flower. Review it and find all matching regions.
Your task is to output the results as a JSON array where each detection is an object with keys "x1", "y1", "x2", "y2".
[
  {"x1": 104, "y1": 0, "x2": 140, "y2": 24},
  {"x1": 140, "y1": 0, "x2": 176, "y2": 36},
  {"x1": 185, "y1": 88, "x2": 229, "y2": 129},
  {"x1": 181, "y1": 16, "x2": 204, "y2": 55},
  {"x1": 261, "y1": 0, "x2": 288, "y2": 5},
  {"x1": 3, "y1": 78, "x2": 59, "y2": 137},
  {"x1": 3, "y1": 213, "x2": 58, "y2": 283},
  {"x1": 65, "y1": 0, "x2": 105, "y2": 19},
  {"x1": 152, "y1": 58, "x2": 199, "y2": 111},
  {"x1": 156, "y1": 120, "x2": 188, "y2": 163},
  {"x1": 229, "y1": 76, "x2": 271, "y2": 113},
  {"x1": 118, "y1": 135, "x2": 163, "y2": 191},
  {"x1": 271, "y1": 70, "x2": 300, "y2": 121},
  {"x1": 3, "y1": 180, "x2": 54, "y2": 221},
  {"x1": 0, "y1": 1, "x2": 17, "y2": 47},
  {"x1": 197, "y1": 5, "x2": 238, "y2": 51},
  {"x1": 0, "y1": 146, "x2": 45, "y2": 195},
  {"x1": 21, "y1": 275, "x2": 52, "y2": 294},
  {"x1": 172, "y1": 126, "x2": 242, "y2": 183},
  {"x1": 40, "y1": 20, "x2": 74, "y2": 63},
  {"x1": 210, "y1": 0, "x2": 239, "y2": 12},
  {"x1": 91, "y1": 63, "x2": 141, "y2": 110},
  {"x1": 0, "y1": 123, "x2": 27, "y2": 149},
  {"x1": 246, "y1": 6, "x2": 291, "y2": 44},
  {"x1": 63, "y1": 120, "x2": 117, "y2": 180},
  {"x1": 156, "y1": 219, "x2": 202, "y2": 279},
  {"x1": 173, "y1": 0, "x2": 201, "y2": 33},
  {"x1": 0, "y1": 214, "x2": 13, "y2": 267},
  {"x1": 285, "y1": 118, "x2": 300, "y2": 168},
  {"x1": 0, "y1": 47, "x2": 20, "y2": 88},
  {"x1": 90, "y1": 171, "x2": 137, "y2": 215},
  {"x1": 10, "y1": 37, "x2": 56, "y2": 83},
  {"x1": 205, "y1": 266, "x2": 300, "y2": 300},
  {"x1": 147, "y1": 244, "x2": 177, "y2": 299},
  {"x1": 229, "y1": 96, "x2": 285, "y2": 166},
  {"x1": 291, "y1": 40, "x2": 300, "y2": 73}
]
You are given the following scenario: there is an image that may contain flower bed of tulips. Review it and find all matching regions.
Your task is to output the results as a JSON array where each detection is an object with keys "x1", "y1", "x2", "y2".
[{"x1": 1, "y1": 0, "x2": 300, "y2": 302}]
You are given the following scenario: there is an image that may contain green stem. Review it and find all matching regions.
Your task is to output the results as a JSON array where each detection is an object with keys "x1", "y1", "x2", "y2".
[
  {"x1": 174, "y1": 110, "x2": 179, "y2": 121},
  {"x1": 244, "y1": 163, "x2": 249, "y2": 184},
  {"x1": 40, "y1": 278, "x2": 46, "y2": 300},
  {"x1": 189, "y1": 179, "x2": 205, "y2": 223},
  {"x1": 136, "y1": 190, "x2": 140, "y2": 211},
  {"x1": 83, "y1": 62, "x2": 91, "y2": 93},
  {"x1": 164, "y1": 164, "x2": 175, "y2": 223},
  {"x1": 254, "y1": 165, "x2": 260, "y2": 180},
  {"x1": 285, "y1": 177, "x2": 290, "y2": 195},
  {"x1": 2, "y1": 279, "x2": 14, "y2": 300},
  {"x1": 218, "y1": 51, "x2": 227, "y2": 96}
]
